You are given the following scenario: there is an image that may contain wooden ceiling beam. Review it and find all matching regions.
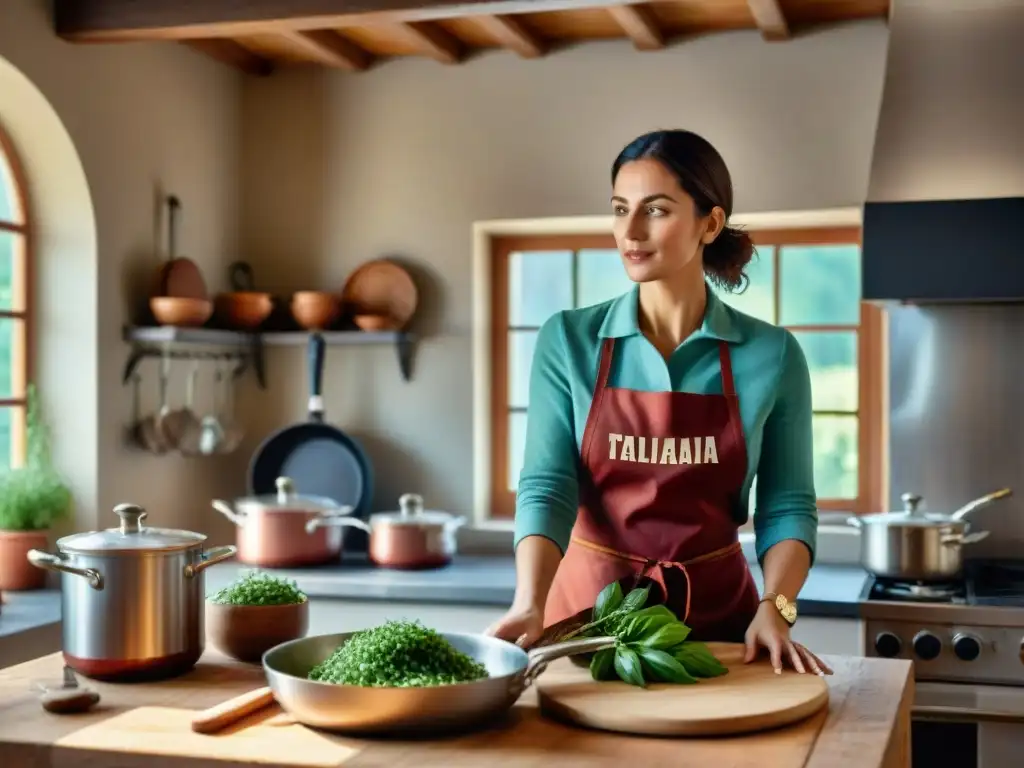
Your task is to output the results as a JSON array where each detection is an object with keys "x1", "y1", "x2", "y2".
[
  {"x1": 279, "y1": 29, "x2": 374, "y2": 70},
  {"x1": 53, "y1": 0, "x2": 666, "y2": 42},
  {"x1": 183, "y1": 38, "x2": 274, "y2": 76},
  {"x1": 401, "y1": 21, "x2": 464, "y2": 63},
  {"x1": 746, "y1": 0, "x2": 789, "y2": 40},
  {"x1": 607, "y1": 4, "x2": 663, "y2": 51},
  {"x1": 476, "y1": 14, "x2": 545, "y2": 58}
]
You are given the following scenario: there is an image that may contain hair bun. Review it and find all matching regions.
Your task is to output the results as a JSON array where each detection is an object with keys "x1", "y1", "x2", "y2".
[{"x1": 703, "y1": 226, "x2": 754, "y2": 291}]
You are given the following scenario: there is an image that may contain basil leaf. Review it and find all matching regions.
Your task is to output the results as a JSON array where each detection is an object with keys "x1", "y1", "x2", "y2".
[
  {"x1": 620, "y1": 605, "x2": 676, "y2": 643},
  {"x1": 639, "y1": 621, "x2": 691, "y2": 650},
  {"x1": 593, "y1": 581, "x2": 624, "y2": 622},
  {"x1": 589, "y1": 648, "x2": 617, "y2": 681},
  {"x1": 613, "y1": 645, "x2": 646, "y2": 687},
  {"x1": 673, "y1": 642, "x2": 729, "y2": 678},
  {"x1": 620, "y1": 584, "x2": 651, "y2": 614},
  {"x1": 638, "y1": 648, "x2": 698, "y2": 684}
]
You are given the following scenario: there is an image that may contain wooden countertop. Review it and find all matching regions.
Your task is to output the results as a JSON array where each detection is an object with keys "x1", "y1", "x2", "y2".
[{"x1": 0, "y1": 648, "x2": 912, "y2": 768}]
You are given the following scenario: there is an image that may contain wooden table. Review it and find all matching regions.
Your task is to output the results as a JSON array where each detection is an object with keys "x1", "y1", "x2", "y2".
[{"x1": 0, "y1": 648, "x2": 913, "y2": 768}]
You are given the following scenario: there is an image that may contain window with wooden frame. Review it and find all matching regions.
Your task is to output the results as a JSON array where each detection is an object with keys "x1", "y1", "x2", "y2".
[
  {"x1": 0, "y1": 124, "x2": 31, "y2": 470},
  {"x1": 489, "y1": 227, "x2": 885, "y2": 520}
]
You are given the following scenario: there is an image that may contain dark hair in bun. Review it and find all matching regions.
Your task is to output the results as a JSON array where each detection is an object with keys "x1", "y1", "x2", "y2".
[{"x1": 611, "y1": 129, "x2": 755, "y2": 292}]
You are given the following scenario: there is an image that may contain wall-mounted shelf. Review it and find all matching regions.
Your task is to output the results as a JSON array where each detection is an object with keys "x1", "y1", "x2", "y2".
[{"x1": 121, "y1": 325, "x2": 416, "y2": 389}]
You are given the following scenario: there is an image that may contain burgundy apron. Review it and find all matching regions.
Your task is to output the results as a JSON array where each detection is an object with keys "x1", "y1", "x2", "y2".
[{"x1": 544, "y1": 338, "x2": 760, "y2": 642}]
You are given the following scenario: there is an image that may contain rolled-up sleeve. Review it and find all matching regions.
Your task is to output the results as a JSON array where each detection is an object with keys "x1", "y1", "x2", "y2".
[
  {"x1": 512, "y1": 312, "x2": 580, "y2": 553},
  {"x1": 753, "y1": 330, "x2": 819, "y2": 565}
]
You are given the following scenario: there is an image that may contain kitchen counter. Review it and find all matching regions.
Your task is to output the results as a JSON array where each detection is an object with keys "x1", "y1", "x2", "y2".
[
  {"x1": 0, "y1": 647, "x2": 912, "y2": 767},
  {"x1": 0, "y1": 590, "x2": 62, "y2": 669},
  {"x1": 206, "y1": 555, "x2": 869, "y2": 618}
]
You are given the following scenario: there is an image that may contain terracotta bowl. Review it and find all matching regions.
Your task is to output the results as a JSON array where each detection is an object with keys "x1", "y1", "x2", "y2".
[
  {"x1": 291, "y1": 291, "x2": 340, "y2": 330},
  {"x1": 150, "y1": 296, "x2": 213, "y2": 327},
  {"x1": 214, "y1": 292, "x2": 274, "y2": 330},
  {"x1": 205, "y1": 598, "x2": 309, "y2": 663},
  {"x1": 353, "y1": 313, "x2": 400, "y2": 332}
]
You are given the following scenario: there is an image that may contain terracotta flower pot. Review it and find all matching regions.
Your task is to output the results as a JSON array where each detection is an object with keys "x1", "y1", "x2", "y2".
[
  {"x1": 0, "y1": 529, "x2": 49, "y2": 590},
  {"x1": 206, "y1": 598, "x2": 310, "y2": 663}
]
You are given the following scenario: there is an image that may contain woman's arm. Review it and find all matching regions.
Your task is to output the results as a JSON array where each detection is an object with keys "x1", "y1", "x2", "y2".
[
  {"x1": 512, "y1": 312, "x2": 581, "y2": 609},
  {"x1": 753, "y1": 330, "x2": 818, "y2": 597}
]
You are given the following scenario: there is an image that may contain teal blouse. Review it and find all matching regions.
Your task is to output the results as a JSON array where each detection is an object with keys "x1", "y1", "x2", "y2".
[{"x1": 512, "y1": 283, "x2": 818, "y2": 566}]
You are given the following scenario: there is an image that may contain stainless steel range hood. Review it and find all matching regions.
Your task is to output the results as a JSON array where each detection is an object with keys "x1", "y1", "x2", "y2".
[{"x1": 861, "y1": 0, "x2": 1024, "y2": 304}]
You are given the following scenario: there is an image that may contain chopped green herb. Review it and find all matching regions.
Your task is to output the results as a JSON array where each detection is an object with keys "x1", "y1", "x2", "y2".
[
  {"x1": 555, "y1": 580, "x2": 730, "y2": 688},
  {"x1": 308, "y1": 619, "x2": 489, "y2": 688},
  {"x1": 208, "y1": 571, "x2": 307, "y2": 606}
]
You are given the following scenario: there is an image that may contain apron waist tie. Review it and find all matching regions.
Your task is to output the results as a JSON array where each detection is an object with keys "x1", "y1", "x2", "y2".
[{"x1": 568, "y1": 537, "x2": 743, "y2": 625}]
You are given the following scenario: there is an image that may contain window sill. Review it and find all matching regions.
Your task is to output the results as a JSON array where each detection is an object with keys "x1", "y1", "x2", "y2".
[{"x1": 459, "y1": 517, "x2": 864, "y2": 567}]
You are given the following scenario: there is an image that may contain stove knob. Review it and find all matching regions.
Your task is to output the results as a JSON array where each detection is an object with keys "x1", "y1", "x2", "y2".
[
  {"x1": 874, "y1": 632, "x2": 902, "y2": 658},
  {"x1": 953, "y1": 633, "x2": 982, "y2": 662},
  {"x1": 913, "y1": 631, "x2": 942, "y2": 661}
]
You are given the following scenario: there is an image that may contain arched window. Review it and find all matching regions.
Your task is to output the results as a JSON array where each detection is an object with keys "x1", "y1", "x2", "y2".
[{"x1": 0, "y1": 123, "x2": 30, "y2": 470}]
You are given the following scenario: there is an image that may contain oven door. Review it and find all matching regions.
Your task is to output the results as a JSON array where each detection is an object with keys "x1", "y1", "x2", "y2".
[{"x1": 913, "y1": 681, "x2": 1024, "y2": 768}]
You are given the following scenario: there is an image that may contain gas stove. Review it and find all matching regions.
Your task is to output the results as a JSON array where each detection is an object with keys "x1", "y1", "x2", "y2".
[{"x1": 860, "y1": 559, "x2": 1024, "y2": 687}]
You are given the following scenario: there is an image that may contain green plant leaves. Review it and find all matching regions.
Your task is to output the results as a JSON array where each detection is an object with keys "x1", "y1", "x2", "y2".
[
  {"x1": 639, "y1": 621, "x2": 691, "y2": 650},
  {"x1": 593, "y1": 581, "x2": 624, "y2": 621},
  {"x1": 637, "y1": 648, "x2": 698, "y2": 684},
  {"x1": 589, "y1": 648, "x2": 617, "y2": 681},
  {"x1": 620, "y1": 605, "x2": 676, "y2": 643},
  {"x1": 613, "y1": 645, "x2": 646, "y2": 687},
  {"x1": 672, "y1": 642, "x2": 728, "y2": 678},
  {"x1": 620, "y1": 584, "x2": 651, "y2": 613}
]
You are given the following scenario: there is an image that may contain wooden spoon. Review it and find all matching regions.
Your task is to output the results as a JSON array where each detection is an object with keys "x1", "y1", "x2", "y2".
[{"x1": 191, "y1": 686, "x2": 276, "y2": 734}]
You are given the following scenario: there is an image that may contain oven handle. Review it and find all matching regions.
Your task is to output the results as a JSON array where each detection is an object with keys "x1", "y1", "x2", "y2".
[{"x1": 914, "y1": 705, "x2": 1024, "y2": 724}]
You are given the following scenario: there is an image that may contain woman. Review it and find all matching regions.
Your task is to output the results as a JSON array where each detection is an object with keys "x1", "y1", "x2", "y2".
[{"x1": 485, "y1": 129, "x2": 833, "y2": 676}]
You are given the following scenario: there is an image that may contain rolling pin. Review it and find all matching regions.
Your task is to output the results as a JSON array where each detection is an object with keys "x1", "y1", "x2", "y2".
[{"x1": 191, "y1": 686, "x2": 277, "y2": 734}]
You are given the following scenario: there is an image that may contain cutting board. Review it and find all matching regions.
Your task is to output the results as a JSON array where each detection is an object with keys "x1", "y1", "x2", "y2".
[{"x1": 536, "y1": 642, "x2": 829, "y2": 737}]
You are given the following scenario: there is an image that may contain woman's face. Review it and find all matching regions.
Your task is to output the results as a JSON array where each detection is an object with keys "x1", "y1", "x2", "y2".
[{"x1": 611, "y1": 158, "x2": 724, "y2": 284}]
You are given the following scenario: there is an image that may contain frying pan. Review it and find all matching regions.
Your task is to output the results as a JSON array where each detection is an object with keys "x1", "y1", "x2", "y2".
[
  {"x1": 191, "y1": 631, "x2": 615, "y2": 735},
  {"x1": 248, "y1": 333, "x2": 373, "y2": 522}
]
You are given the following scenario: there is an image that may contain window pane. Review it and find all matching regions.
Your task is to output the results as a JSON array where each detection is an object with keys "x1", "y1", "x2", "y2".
[
  {"x1": 508, "y1": 250, "x2": 573, "y2": 326},
  {"x1": 0, "y1": 149, "x2": 18, "y2": 223},
  {"x1": 0, "y1": 317, "x2": 25, "y2": 398},
  {"x1": 577, "y1": 249, "x2": 633, "y2": 308},
  {"x1": 508, "y1": 330, "x2": 537, "y2": 409},
  {"x1": 779, "y1": 244, "x2": 861, "y2": 325},
  {"x1": 0, "y1": 230, "x2": 24, "y2": 311},
  {"x1": 507, "y1": 410, "x2": 527, "y2": 491},
  {"x1": 791, "y1": 330, "x2": 858, "y2": 412},
  {"x1": 714, "y1": 245, "x2": 774, "y2": 323},
  {"x1": 813, "y1": 414, "x2": 858, "y2": 499},
  {"x1": 0, "y1": 406, "x2": 11, "y2": 470}
]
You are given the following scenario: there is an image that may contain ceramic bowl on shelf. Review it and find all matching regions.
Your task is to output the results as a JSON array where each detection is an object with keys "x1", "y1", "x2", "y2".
[
  {"x1": 290, "y1": 291, "x2": 340, "y2": 330},
  {"x1": 150, "y1": 296, "x2": 213, "y2": 327},
  {"x1": 214, "y1": 292, "x2": 274, "y2": 330},
  {"x1": 205, "y1": 598, "x2": 310, "y2": 663},
  {"x1": 353, "y1": 313, "x2": 400, "y2": 332}
]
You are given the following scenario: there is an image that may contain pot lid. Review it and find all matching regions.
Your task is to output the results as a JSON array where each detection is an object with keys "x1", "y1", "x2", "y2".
[
  {"x1": 371, "y1": 493, "x2": 461, "y2": 526},
  {"x1": 237, "y1": 477, "x2": 345, "y2": 512},
  {"x1": 58, "y1": 503, "x2": 207, "y2": 553},
  {"x1": 859, "y1": 493, "x2": 965, "y2": 526}
]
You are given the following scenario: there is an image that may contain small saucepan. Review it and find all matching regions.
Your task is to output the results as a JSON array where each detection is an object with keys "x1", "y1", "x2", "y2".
[
  {"x1": 213, "y1": 477, "x2": 354, "y2": 568},
  {"x1": 847, "y1": 487, "x2": 1011, "y2": 581},
  {"x1": 306, "y1": 493, "x2": 465, "y2": 569}
]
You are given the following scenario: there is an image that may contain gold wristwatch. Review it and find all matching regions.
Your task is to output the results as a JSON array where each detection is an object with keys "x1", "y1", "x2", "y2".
[{"x1": 761, "y1": 592, "x2": 797, "y2": 625}]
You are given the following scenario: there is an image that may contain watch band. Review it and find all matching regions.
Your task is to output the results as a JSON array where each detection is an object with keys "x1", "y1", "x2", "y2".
[{"x1": 760, "y1": 591, "x2": 797, "y2": 625}]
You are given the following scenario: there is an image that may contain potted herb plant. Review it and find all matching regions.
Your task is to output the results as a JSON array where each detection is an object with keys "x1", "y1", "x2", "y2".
[
  {"x1": 0, "y1": 386, "x2": 72, "y2": 591},
  {"x1": 206, "y1": 571, "x2": 310, "y2": 662}
]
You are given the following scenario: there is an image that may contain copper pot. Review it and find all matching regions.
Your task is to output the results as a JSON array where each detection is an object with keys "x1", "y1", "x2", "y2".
[
  {"x1": 212, "y1": 477, "x2": 354, "y2": 568},
  {"x1": 308, "y1": 493, "x2": 464, "y2": 569}
]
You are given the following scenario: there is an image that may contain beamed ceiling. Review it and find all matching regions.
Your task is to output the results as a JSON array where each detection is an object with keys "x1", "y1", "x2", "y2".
[{"x1": 52, "y1": 0, "x2": 891, "y2": 76}]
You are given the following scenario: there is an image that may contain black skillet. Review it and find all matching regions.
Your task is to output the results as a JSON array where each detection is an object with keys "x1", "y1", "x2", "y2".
[{"x1": 247, "y1": 333, "x2": 374, "y2": 526}]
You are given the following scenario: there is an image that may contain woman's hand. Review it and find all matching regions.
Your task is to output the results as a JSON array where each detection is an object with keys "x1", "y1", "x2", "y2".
[
  {"x1": 743, "y1": 601, "x2": 833, "y2": 676},
  {"x1": 484, "y1": 600, "x2": 545, "y2": 648}
]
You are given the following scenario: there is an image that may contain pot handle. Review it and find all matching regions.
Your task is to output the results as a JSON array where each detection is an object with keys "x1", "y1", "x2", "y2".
[
  {"x1": 941, "y1": 531, "x2": 990, "y2": 546},
  {"x1": 445, "y1": 515, "x2": 467, "y2": 533},
  {"x1": 305, "y1": 516, "x2": 372, "y2": 535},
  {"x1": 211, "y1": 500, "x2": 245, "y2": 527},
  {"x1": 522, "y1": 636, "x2": 617, "y2": 687},
  {"x1": 26, "y1": 550, "x2": 103, "y2": 590},
  {"x1": 185, "y1": 545, "x2": 238, "y2": 578},
  {"x1": 845, "y1": 516, "x2": 863, "y2": 528}
]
